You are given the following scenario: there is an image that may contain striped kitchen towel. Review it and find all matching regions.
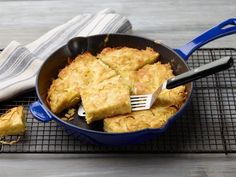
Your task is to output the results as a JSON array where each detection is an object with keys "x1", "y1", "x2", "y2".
[{"x1": 0, "y1": 9, "x2": 132, "y2": 101}]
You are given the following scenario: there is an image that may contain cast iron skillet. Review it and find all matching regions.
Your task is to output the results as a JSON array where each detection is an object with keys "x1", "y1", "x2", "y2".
[{"x1": 30, "y1": 18, "x2": 236, "y2": 145}]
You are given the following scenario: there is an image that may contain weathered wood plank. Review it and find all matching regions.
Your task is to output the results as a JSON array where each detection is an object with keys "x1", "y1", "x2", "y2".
[
  {"x1": 1, "y1": 154, "x2": 236, "y2": 177},
  {"x1": 0, "y1": 0, "x2": 235, "y2": 49}
]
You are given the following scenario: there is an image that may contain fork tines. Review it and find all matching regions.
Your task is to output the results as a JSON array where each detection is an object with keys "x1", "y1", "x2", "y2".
[{"x1": 130, "y1": 95, "x2": 152, "y2": 111}]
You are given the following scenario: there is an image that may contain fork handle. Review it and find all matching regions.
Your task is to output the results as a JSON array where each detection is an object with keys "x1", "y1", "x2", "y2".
[{"x1": 166, "y1": 56, "x2": 233, "y2": 89}]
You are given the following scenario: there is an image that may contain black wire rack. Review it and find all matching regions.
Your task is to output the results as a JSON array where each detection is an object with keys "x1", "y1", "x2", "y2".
[{"x1": 0, "y1": 48, "x2": 235, "y2": 153}]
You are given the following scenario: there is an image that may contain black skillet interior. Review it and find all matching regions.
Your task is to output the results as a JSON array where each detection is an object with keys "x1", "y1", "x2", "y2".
[{"x1": 37, "y1": 34, "x2": 192, "y2": 131}]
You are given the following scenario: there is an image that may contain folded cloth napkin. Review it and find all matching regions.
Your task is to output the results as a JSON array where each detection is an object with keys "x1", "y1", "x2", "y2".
[{"x1": 0, "y1": 9, "x2": 132, "y2": 101}]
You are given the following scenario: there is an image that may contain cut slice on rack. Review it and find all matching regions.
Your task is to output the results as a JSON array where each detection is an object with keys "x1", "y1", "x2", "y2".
[{"x1": 0, "y1": 106, "x2": 26, "y2": 136}]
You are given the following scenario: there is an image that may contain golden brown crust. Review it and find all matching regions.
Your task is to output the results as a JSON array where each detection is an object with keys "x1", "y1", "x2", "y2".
[
  {"x1": 119, "y1": 62, "x2": 174, "y2": 95},
  {"x1": 98, "y1": 47, "x2": 159, "y2": 73},
  {"x1": 133, "y1": 62, "x2": 174, "y2": 94},
  {"x1": 47, "y1": 52, "x2": 116, "y2": 114},
  {"x1": 0, "y1": 106, "x2": 26, "y2": 136},
  {"x1": 81, "y1": 76, "x2": 131, "y2": 124},
  {"x1": 103, "y1": 61, "x2": 187, "y2": 133},
  {"x1": 104, "y1": 86, "x2": 186, "y2": 133}
]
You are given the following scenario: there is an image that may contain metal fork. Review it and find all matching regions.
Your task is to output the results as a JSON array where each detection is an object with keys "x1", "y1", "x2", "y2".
[{"x1": 78, "y1": 56, "x2": 233, "y2": 116}]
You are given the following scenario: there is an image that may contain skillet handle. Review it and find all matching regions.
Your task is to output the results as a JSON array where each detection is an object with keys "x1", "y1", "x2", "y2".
[
  {"x1": 30, "y1": 101, "x2": 53, "y2": 122},
  {"x1": 174, "y1": 18, "x2": 236, "y2": 60}
]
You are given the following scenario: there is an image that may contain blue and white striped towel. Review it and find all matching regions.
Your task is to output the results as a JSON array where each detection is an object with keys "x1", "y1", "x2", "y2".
[{"x1": 0, "y1": 9, "x2": 132, "y2": 101}]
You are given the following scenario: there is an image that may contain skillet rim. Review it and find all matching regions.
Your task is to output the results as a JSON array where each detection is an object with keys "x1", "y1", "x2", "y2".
[{"x1": 36, "y1": 33, "x2": 193, "y2": 135}]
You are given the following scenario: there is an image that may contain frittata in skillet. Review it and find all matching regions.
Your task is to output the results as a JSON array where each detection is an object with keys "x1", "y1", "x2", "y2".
[{"x1": 47, "y1": 46, "x2": 186, "y2": 132}]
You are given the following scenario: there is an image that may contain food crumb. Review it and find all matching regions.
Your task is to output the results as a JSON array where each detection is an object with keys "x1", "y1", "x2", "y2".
[
  {"x1": 61, "y1": 108, "x2": 76, "y2": 121},
  {"x1": 65, "y1": 113, "x2": 71, "y2": 118},
  {"x1": 69, "y1": 117, "x2": 74, "y2": 121},
  {"x1": 0, "y1": 136, "x2": 21, "y2": 145},
  {"x1": 61, "y1": 117, "x2": 68, "y2": 121}
]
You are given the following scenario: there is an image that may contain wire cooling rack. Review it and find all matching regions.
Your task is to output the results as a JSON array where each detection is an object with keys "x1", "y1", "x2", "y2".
[{"x1": 0, "y1": 48, "x2": 235, "y2": 153}]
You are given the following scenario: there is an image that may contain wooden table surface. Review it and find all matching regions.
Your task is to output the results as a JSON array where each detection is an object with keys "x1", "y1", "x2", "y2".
[{"x1": 0, "y1": 0, "x2": 236, "y2": 176}]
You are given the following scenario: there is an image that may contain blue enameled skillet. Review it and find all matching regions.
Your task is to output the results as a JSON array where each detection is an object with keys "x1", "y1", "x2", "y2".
[{"x1": 30, "y1": 19, "x2": 236, "y2": 145}]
